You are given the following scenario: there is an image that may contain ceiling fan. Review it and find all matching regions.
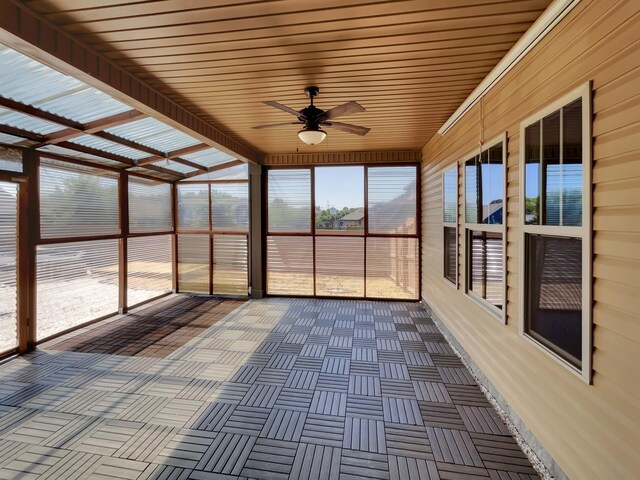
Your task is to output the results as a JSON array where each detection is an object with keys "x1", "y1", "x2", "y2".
[{"x1": 253, "y1": 86, "x2": 370, "y2": 145}]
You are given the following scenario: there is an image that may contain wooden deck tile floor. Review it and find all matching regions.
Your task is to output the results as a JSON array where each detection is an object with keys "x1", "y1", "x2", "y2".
[{"x1": 0, "y1": 297, "x2": 539, "y2": 479}]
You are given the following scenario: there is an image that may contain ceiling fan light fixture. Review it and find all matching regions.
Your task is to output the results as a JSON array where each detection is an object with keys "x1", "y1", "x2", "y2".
[{"x1": 297, "y1": 127, "x2": 327, "y2": 145}]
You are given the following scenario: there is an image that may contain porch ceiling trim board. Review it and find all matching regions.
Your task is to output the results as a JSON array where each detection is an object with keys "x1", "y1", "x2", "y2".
[
  {"x1": 264, "y1": 150, "x2": 422, "y2": 166},
  {"x1": 0, "y1": 0, "x2": 261, "y2": 165}
]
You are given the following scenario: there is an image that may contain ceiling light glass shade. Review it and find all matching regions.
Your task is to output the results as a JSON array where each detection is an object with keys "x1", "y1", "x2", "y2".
[{"x1": 298, "y1": 128, "x2": 327, "y2": 145}]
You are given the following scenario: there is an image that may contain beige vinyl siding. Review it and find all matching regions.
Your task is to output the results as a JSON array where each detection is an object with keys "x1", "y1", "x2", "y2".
[{"x1": 421, "y1": 0, "x2": 640, "y2": 478}]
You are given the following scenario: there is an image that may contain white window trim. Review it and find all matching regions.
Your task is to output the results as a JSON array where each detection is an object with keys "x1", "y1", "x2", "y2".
[
  {"x1": 518, "y1": 81, "x2": 593, "y2": 383},
  {"x1": 442, "y1": 163, "x2": 458, "y2": 289},
  {"x1": 462, "y1": 133, "x2": 508, "y2": 323}
]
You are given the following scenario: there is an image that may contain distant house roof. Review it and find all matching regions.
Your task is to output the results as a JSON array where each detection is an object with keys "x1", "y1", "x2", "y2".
[{"x1": 342, "y1": 208, "x2": 365, "y2": 221}]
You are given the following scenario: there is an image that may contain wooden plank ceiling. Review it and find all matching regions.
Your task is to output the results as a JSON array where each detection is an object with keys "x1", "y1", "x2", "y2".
[{"x1": 24, "y1": 0, "x2": 552, "y2": 155}]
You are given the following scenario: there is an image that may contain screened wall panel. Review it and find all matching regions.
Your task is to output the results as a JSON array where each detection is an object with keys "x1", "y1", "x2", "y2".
[
  {"x1": 315, "y1": 237, "x2": 364, "y2": 297},
  {"x1": 129, "y1": 179, "x2": 172, "y2": 233},
  {"x1": 177, "y1": 184, "x2": 209, "y2": 230},
  {"x1": 368, "y1": 166, "x2": 417, "y2": 234},
  {"x1": 366, "y1": 237, "x2": 418, "y2": 299},
  {"x1": 128, "y1": 235, "x2": 172, "y2": 306},
  {"x1": 36, "y1": 239, "x2": 119, "y2": 340},
  {"x1": 267, "y1": 236, "x2": 314, "y2": 296},
  {"x1": 40, "y1": 160, "x2": 119, "y2": 239},
  {"x1": 0, "y1": 146, "x2": 22, "y2": 173},
  {"x1": 211, "y1": 184, "x2": 249, "y2": 232},
  {"x1": 268, "y1": 169, "x2": 311, "y2": 232},
  {"x1": 0, "y1": 182, "x2": 18, "y2": 353},
  {"x1": 178, "y1": 234, "x2": 209, "y2": 293},
  {"x1": 213, "y1": 235, "x2": 248, "y2": 295}
]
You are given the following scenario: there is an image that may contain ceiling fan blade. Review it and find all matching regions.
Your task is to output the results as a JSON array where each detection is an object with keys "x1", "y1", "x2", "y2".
[
  {"x1": 252, "y1": 122, "x2": 300, "y2": 130},
  {"x1": 263, "y1": 101, "x2": 305, "y2": 119},
  {"x1": 323, "y1": 101, "x2": 366, "y2": 120},
  {"x1": 323, "y1": 121, "x2": 370, "y2": 136}
]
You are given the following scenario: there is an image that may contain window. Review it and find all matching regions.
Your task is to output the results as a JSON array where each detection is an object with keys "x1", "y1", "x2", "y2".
[
  {"x1": 37, "y1": 239, "x2": 119, "y2": 340},
  {"x1": 520, "y1": 84, "x2": 591, "y2": 379},
  {"x1": 266, "y1": 165, "x2": 419, "y2": 300},
  {"x1": 128, "y1": 235, "x2": 172, "y2": 306},
  {"x1": 0, "y1": 146, "x2": 22, "y2": 173},
  {"x1": 443, "y1": 166, "x2": 457, "y2": 285},
  {"x1": 40, "y1": 159, "x2": 119, "y2": 239},
  {"x1": 128, "y1": 179, "x2": 172, "y2": 233},
  {"x1": 464, "y1": 137, "x2": 506, "y2": 317},
  {"x1": 176, "y1": 181, "x2": 249, "y2": 296}
]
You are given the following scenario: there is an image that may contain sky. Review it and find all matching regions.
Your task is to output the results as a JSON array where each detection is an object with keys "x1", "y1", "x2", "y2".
[{"x1": 314, "y1": 166, "x2": 364, "y2": 210}]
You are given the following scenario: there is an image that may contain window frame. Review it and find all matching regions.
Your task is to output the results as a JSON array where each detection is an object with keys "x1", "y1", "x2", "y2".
[
  {"x1": 518, "y1": 82, "x2": 592, "y2": 383},
  {"x1": 442, "y1": 164, "x2": 458, "y2": 288},
  {"x1": 462, "y1": 133, "x2": 508, "y2": 322},
  {"x1": 264, "y1": 163, "x2": 420, "y2": 300}
]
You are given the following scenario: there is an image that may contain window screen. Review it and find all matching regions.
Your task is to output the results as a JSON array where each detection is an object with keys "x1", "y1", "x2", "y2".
[
  {"x1": 464, "y1": 144, "x2": 503, "y2": 225},
  {"x1": 213, "y1": 235, "x2": 248, "y2": 295},
  {"x1": 368, "y1": 167, "x2": 417, "y2": 234},
  {"x1": 128, "y1": 235, "x2": 172, "y2": 306},
  {"x1": 36, "y1": 239, "x2": 119, "y2": 340},
  {"x1": 0, "y1": 181, "x2": 18, "y2": 352},
  {"x1": 177, "y1": 234, "x2": 209, "y2": 293},
  {"x1": 40, "y1": 160, "x2": 119, "y2": 239},
  {"x1": 315, "y1": 166, "x2": 364, "y2": 235},
  {"x1": 211, "y1": 184, "x2": 249, "y2": 232},
  {"x1": 267, "y1": 236, "x2": 314, "y2": 296},
  {"x1": 366, "y1": 237, "x2": 419, "y2": 300},
  {"x1": 128, "y1": 179, "x2": 172, "y2": 233},
  {"x1": 268, "y1": 169, "x2": 311, "y2": 233},
  {"x1": 0, "y1": 146, "x2": 22, "y2": 173},
  {"x1": 467, "y1": 230, "x2": 503, "y2": 309},
  {"x1": 525, "y1": 99, "x2": 582, "y2": 226},
  {"x1": 444, "y1": 226, "x2": 456, "y2": 285},
  {"x1": 443, "y1": 168, "x2": 457, "y2": 224},
  {"x1": 315, "y1": 237, "x2": 364, "y2": 297},
  {"x1": 178, "y1": 184, "x2": 209, "y2": 230},
  {"x1": 525, "y1": 234, "x2": 582, "y2": 367}
]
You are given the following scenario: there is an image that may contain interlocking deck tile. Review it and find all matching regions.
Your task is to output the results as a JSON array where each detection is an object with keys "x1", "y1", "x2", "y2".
[
  {"x1": 413, "y1": 381, "x2": 453, "y2": 403},
  {"x1": 348, "y1": 375, "x2": 381, "y2": 397},
  {"x1": 240, "y1": 437, "x2": 297, "y2": 479},
  {"x1": 285, "y1": 369, "x2": 319, "y2": 390},
  {"x1": 152, "y1": 429, "x2": 217, "y2": 469},
  {"x1": 427, "y1": 427, "x2": 484, "y2": 467},
  {"x1": 290, "y1": 443, "x2": 341, "y2": 480},
  {"x1": 300, "y1": 414, "x2": 345, "y2": 447},
  {"x1": 190, "y1": 402, "x2": 235, "y2": 432},
  {"x1": 382, "y1": 397, "x2": 423, "y2": 425},
  {"x1": 274, "y1": 388, "x2": 314, "y2": 412},
  {"x1": 221, "y1": 406, "x2": 270, "y2": 436},
  {"x1": 471, "y1": 432, "x2": 539, "y2": 475},
  {"x1": 385, "y1": 423, "x2": 433, "y2": 460},
  {"x1": 419, "y1": 401, "x2": 466, "y2": 430},
  {"x1": 196, "y1": 432, "x2": 255, "y2": 474},
  {"x1": 340, "y1": 448, "x2": 390, "y2": 480},
  {"x1": 343, "y1": 417, "x2": 387, "y2": 453},
  {"x1": 346, "y1": 394, "x2": 384, "y2": 420},
  {"x1": 142, "y1": 464, "x2": 192, "y2": 480},
  {"x1": 310, "y1": 390, "x2": 347, "y2": 416},
  {"x1": 260, "y1": 409, "x2": 307, "y2": 441},
  {"x1": 389, "y1": 455, "x2": 440, "y2": 480}
]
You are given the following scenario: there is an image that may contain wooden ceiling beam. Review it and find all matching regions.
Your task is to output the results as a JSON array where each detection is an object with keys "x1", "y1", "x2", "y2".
[
  {"x1": 0, "y1": 124, "x2": 46, "y2": 143},
  {"x1": 183, "y1": 159, "x2": 244, "y2": 179},
  {"x1": 56, "y1": 141, "x2": 136, "y2": 166}
]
